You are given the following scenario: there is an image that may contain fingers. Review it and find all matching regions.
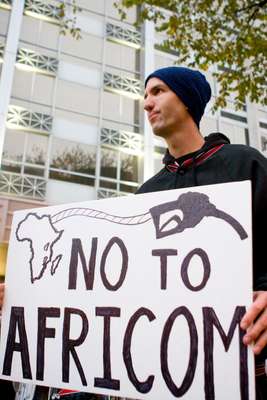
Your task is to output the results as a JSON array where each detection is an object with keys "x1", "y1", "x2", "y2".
[
  {"x1": 253, "y1": 329, "x2": 267, "y2": 355},
  {"x1": 241, "y1": 291, "x2": 267, "y2": 329},
  {"x1": 241, "y1": 291, "x2": 267, "y2": 355},
  {"x1": 243, "y1": 308, "x2": 267, "y2": 354}
]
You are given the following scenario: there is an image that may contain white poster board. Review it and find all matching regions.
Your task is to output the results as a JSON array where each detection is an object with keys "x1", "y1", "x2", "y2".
[{"x1": 0, "y1": 181, "x2": 255, "y2": 399}]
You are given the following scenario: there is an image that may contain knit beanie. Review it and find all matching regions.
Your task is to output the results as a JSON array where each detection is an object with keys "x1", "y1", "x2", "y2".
[{"x1": 145, "y1": 66, "x2": 211, "y2": 128}]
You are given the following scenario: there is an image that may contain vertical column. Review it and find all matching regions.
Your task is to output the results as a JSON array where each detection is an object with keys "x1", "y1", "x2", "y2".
[
  {"x1": 246, "y1": 99, "x2": 260, "y2": 150},
  {"x1": 95, "y1": 0, "x2": 108, "y2": 198},
  {"x1": 141, "y1": 20, "x2": 155, "y2": 181},
  {"x1": 0, "y1": 0, "x2": 25, "y2": 165}
]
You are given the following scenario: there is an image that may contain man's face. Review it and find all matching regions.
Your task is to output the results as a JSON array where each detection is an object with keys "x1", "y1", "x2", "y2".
[{"x1": 144, "y1": 77, "x2": 191, "y2": 138}]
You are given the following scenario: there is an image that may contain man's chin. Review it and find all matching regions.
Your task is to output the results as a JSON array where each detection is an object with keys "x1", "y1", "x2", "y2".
[{"x1": 152, "y1": 126, "x2": 167, "y2": 138}]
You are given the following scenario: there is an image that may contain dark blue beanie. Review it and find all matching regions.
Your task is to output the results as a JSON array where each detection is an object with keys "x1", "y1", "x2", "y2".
[{"x1": 145, "y1": 66, "x2": 211, "y2": 128}]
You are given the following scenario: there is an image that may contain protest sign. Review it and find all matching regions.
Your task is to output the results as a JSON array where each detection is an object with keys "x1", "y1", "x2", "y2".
[{"x1": 0, "y1": 181, "x2": 255, "y2": 399}]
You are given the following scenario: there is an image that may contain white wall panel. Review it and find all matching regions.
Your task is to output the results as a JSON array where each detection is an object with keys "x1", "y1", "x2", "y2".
[
  {"x1": 52, "y1": 117, "x2": 98, "y2": 145},
  {"x1": 46, "y1": 179, "x2": 96, "y2": 204},
  {"x1": 58, "y1": 61, "x2": 101, "y2": 88},
  {"x1": 76, "y1": 14, "x2": 104, "y2": 37}
]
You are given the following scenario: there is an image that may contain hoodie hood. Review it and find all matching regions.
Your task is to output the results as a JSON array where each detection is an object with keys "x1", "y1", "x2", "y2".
[
  {"x1": 163, "y1": 132, "x2": 230, "y2": 172},
  {"x1": 163, "y1": 132, "x2": 230, "y2": 186}
]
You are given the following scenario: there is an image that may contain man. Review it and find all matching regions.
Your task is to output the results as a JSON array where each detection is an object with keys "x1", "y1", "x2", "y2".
[
  {"x1": 137, "y1": 66, "x2": 267, "y2": 398},
  {"x1": 1, "y1": 66, "x2": 267, "y2": 398}
]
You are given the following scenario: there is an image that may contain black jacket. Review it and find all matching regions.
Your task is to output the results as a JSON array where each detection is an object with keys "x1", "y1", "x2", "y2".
[{"x1": 137, "y1": 133, "x2": 267, "y2": 292}]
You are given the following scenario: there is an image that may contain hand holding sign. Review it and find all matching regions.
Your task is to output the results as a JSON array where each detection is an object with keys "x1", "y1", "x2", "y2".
[{"x1": 241, "y1": 290, "x2": 267, "y2": 355}]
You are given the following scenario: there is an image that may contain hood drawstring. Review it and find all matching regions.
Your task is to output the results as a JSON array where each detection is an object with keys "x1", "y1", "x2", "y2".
[
  {"x1": 173, "y1": 155, "x2": 198, "y2": 187},
  {"x1": 192, "y1": 156, "x2": 198, "y2": 185}
]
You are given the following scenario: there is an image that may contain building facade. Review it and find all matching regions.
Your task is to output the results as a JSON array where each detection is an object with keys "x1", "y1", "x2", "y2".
[{"x1": 0, "y1": 0, "x2": 266, "y2": 278}]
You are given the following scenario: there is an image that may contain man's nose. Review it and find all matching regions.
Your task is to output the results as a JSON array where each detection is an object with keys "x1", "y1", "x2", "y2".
[{"x1": 144, "y1": 95, "x2": 154, "y2": 112}]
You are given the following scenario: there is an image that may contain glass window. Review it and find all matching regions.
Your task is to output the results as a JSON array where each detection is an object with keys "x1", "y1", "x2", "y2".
[
  {"x1": 119, "y1": 183, "x2": 137, "y2": 193},
  {"x1": 261, "y1": 135, "x2": 267, "y2": 152},
  {"x1": 1, "y1": 130, "x2": 48, "y2": 177},
  {"x1": 49, "y1": 137, "x2": 95, "y2": 186},
  {"x1": 260, "y1": 121, "x2": 267, "y2": 130},
  {"x1": 50, "y1": 138, "x2": 96, "y2": 176},
  {"x1": 24, "y1": 166, "x2": 45, "y2": 177},
  {"x1": 220, "y1": 110, "x2": 247, "y2": 124},
  {"x1": 49, "y1": 170, "x2": 94, "y2": 186},
  {"x1": 100, "y1": 179, "x2": 117, "y2": 190},
  {"x1": 100, "y1": 148, "x2": 117, "y2": 179},
  {"x1": 2, "y1": 130, "x2": 25, "y2": 162},
  {"x1": 100, "y1": 147, "x2": 139, "y2": 189},
  {"x1": 25, "y1": 133, "x2": 48, "y2": 165},
  {"x1": 1, "y1": 163, "x2": 21, "y2": 174},
  {"x1": 120, "y1": 152, "x2": 138, "y2": 182}
]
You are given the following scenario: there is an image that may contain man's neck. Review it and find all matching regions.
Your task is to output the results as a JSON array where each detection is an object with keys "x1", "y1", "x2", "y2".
[{"x1": 165, "y1": 127, "x2": 204, "y2": 159}]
